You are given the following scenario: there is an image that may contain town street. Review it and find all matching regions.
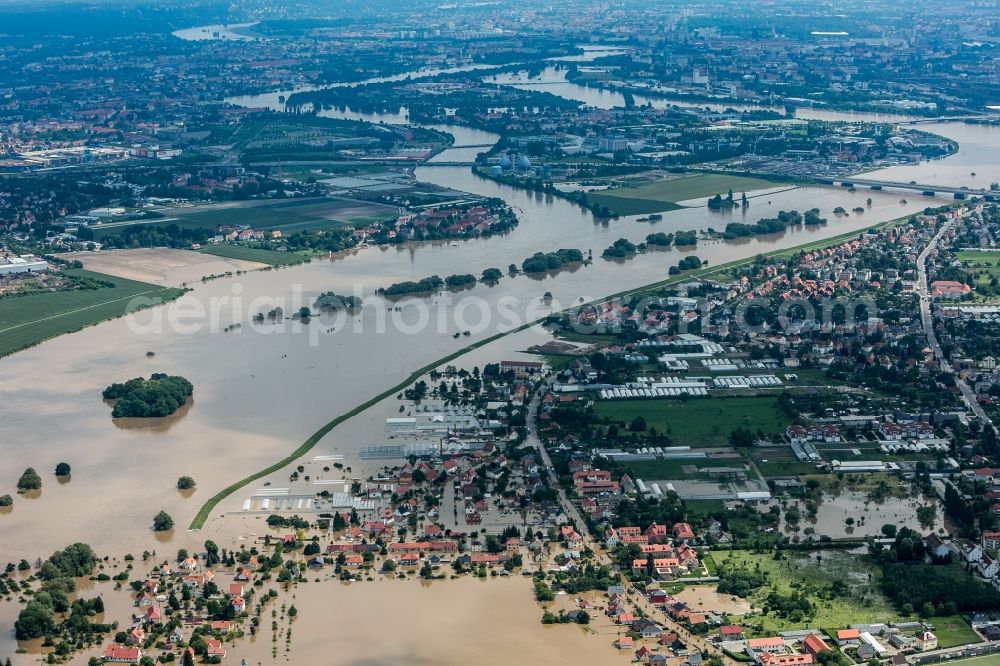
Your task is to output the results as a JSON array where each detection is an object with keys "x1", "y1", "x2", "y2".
[
  {"x1": 917, "y1": 212, "x2": 997, "y2": 433},
  {"x1": 525, "y1": 381, "x2": 740, "y2": 665}
]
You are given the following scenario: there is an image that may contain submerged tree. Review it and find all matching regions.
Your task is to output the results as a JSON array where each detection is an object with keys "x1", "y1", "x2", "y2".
[
  {"x1": 17, "y1": 468, "x2": 42, "y2": 492},
  {"x1": 153, "y1": 511, "x2": 175, "y2": 532}
]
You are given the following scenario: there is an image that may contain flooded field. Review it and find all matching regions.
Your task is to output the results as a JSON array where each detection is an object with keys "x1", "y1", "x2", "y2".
[
  {"x1": 772, "y1": 488, "x2": 942, "y2": 539},
  {"x1": 673, "y1": 586, "x2": 752, "y2": 616},
  {"x1": 68, "y1": 248, "x2": 266, "y2": 286},
  {"x1": 233, "y1": 577, "x2": 632, "y2": 666},
  {"x1": 0, "y1": 566, "x2": 637, "y2": 665},
  {"x1": 0, "y1": 183, "x2": 928, "y2": 563}
]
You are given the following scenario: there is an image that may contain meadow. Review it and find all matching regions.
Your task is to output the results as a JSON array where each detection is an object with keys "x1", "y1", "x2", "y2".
[
  {"x1": 591, "y1": 395, "x2": 791, "y2": 446},
  {"x1": 0, "y1": 269, "x2": 184, "y2": 357},
  {"x1": 583, "y1": 173, "x2": 781, "y2": 215},
  {"x1": 711, "y1": 550, "x2": 979, "y2": 647},
  {"x1": 197, "y1": 245, "x2": 308, "y2": 266}
]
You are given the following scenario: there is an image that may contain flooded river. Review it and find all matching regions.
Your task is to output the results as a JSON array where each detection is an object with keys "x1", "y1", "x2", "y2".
[
  {"x1": 3, "y1": 47, "x2": 997, "y2": 564},
  {"x1": 2, "y1": 33, "x2": 999, "y2": 666}
]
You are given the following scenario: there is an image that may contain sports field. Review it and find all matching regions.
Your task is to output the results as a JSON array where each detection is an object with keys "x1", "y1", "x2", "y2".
[
  {"x1": 591, "y1": 395, "x2": 791, "y2": 446},
  {"x1": 0, "y1": 269, "x2": 183, "y2": 357},
  {"x1": 583, "y1": 174, "x2": 781, "y2": 215}
]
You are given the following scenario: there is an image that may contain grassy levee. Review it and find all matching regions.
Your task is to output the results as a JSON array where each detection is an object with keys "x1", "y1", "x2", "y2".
[
  {"x1": 188, "y1": 208, "x2": 928, "y2": 528},
  {"x1": 187, "y1": 322, "x2": 535, "y2": 529}
]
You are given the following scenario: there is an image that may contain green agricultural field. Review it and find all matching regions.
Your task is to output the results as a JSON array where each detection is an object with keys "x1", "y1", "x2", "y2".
[
  {"x1": 713, "y1": 549, "x2": 905, "y2": 633},
  {"x1": 197, "y1": 245, "x2": 308, "y2": 266},
  {"x1": 0, "y1": 269, "x2": 184, "y2": 357},
  {"x1": 620, "y1": 457, "x2": 747, "y2": 481},
  {"x1": 91, "y1": 197, "x2": 397, "y2": 239},
  {"x1": 591, "y1": 395, "x2": 791, "y2": 446},
  {"x1": 583, "y1": 173, "x2": 781, "y2": 215}
]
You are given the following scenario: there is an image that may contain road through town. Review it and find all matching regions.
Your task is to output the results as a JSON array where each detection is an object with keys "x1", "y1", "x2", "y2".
[
  {"x1": 525, "y1": 381, "x2": 740, "y2": 665},
  {"x1": 917, "y1": 212, "x2": 997, "y2": 434}
]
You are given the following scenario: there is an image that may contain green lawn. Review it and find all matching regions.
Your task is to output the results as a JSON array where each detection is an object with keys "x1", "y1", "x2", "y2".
[
  {"x1": 592, "y1": 395, "x2": 791, "y2": 446},
  {"x1": 583, "y1": 174, "x2": 781, "y2": 215},
  {"x1": 929, "y1": 614, "x2": 982, "y2": 649},
  {"x1": 0, "y1": 269, "x2": 184, "y2": 357},
  {"x1": 197, "y1": 245, "x2": 308, "y2": 266},
  {"x1": 620, "y1": 457, "x2": 747, "y2": 481},
  {"x1": 955, "y1": 250, "x2": 1000, "y2": 267},
  {"x1": 956, "y1": 250, "x2": 1000, "y2": 299},
  {"x1": 537, "y1": 354, "x2": 577, "y2": 372},
  {"x1": 712, "y1": 550, "x2": 905, "y2": 633}
]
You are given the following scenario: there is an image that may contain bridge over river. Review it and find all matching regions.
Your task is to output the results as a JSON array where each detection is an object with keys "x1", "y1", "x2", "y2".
[{"x1": 817, "y1": 176, "x2": 997, "y2": 200}]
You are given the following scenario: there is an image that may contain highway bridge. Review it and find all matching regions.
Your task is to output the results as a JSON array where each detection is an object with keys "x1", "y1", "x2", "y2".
[{"x1": 814, "y1": 176, "x2": 997, "y2": 200}]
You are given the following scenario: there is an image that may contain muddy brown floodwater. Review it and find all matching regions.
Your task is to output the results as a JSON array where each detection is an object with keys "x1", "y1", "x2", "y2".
[{"x1": 221, "y1": 577, "x2": 629, "y2": 666}]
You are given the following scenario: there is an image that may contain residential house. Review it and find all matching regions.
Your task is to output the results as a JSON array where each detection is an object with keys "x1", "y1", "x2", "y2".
[
  {"x1": 801, "y1": 633, "x2": 830, "y2": 657},
  {"x1": 719, "y1": 625, "x2": 744, "y2": 640},
  {"x1": 206, "y1": 639, "x2": 227, "y2": 659},
  {"x1": 915, "y1": 631, "x2": 937, "y2": 651},
  {"x1": 632, "y1": 619, "x2": 663, "y2": 638},
  {"x1": 962, "y1": 540, "x2": 985, "y2": 563},
  {"x1": 924, "y1": 534, "x2": 951, "y2": 560},
  {"x1": 672, "y1": 522, "x2": 695, "y2": 543},
  {"x1": 103, "y1": 645, "x2": 142, "y2": 664},
  {"x1": 978, "y1": 553, "x2": 999, "y2": 579},
  {"x1": 747, "y1": 637, "x2": 786, "y2": 656}
]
